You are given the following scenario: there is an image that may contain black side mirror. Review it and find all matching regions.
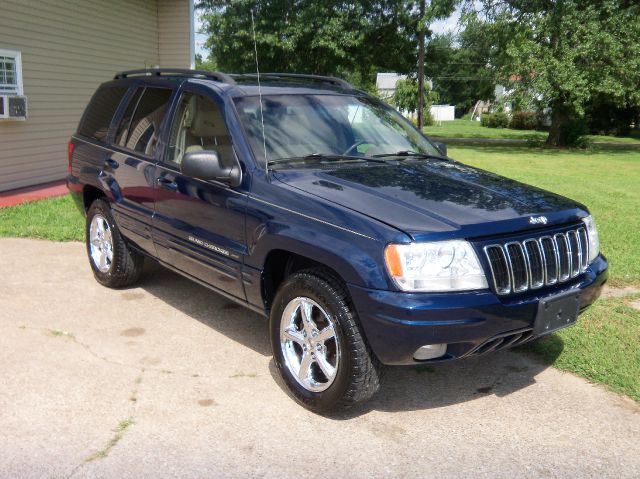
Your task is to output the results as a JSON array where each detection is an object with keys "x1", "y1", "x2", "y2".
[
  {"x1": 181, "y1": 150, "x2": 241, "y2": 187},
  {"x1": 434, "y1": 142, "x2": 447, "y2": 156}
]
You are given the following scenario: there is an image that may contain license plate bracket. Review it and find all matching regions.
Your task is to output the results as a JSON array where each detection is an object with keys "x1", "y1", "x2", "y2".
[{"x1": 533, "y1": 290, "x2": 581, "y2": 336}]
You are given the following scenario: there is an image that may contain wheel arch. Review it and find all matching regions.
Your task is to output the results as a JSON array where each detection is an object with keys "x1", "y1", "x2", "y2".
[
  {"x1": 83, "y1": 184, "x2": 107, "y2": 211},
  {"x1": 262, "y1": 249, "x2": 351, "y2": 311}
]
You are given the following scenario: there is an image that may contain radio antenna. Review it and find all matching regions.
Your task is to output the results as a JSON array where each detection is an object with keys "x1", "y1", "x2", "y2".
[{"x1": 250, "y1": 9, "x2": 268, "y2": 172}]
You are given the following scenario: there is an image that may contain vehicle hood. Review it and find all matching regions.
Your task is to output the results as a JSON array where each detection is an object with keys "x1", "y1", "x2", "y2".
[{"x1": 273, "y1": 160, "x2": 587, "y2": 241}]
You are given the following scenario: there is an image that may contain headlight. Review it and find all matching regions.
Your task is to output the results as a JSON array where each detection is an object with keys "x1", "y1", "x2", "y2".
[
  {"x1": 384, "y1": 240, "x2": 488, "y2": 292},
  {"x1": 582, "y1": 215, "x2": 600, "y2": 263}
]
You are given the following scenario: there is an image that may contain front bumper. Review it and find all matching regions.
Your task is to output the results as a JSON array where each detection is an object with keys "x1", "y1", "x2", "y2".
[{"x1": 349, "y1": 255, "x2": 608, "y2": 365}]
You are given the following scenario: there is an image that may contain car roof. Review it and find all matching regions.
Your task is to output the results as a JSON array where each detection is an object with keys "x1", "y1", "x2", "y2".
[
  {"x1": 105, "y1": 69, "x2": 365, "y2": 98},
  {"x1": 203, "y1": 80, "x2": 364, "y2": 98}
]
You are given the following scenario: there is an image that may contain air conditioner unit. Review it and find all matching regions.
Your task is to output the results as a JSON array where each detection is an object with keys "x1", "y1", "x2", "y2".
[{"x1": 0, "y1": 95, "x2": 27, "y2": 120}]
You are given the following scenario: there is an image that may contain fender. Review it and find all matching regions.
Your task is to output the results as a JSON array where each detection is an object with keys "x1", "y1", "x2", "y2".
[
  {"x1": 242, "y1": 196, "x2": 405, "y2": 313},
  {"x1": 250, "y1": 229, "x2": 381, "y2": 287}
]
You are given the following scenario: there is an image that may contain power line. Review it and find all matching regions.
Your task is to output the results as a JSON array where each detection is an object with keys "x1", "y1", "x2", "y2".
[{"x1": 429, "y1": 76, "x2": 498, "y2": 80}]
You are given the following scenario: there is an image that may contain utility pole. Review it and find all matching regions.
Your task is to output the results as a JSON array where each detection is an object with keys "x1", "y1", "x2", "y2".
[{"x1": 417, "y1": 0, "x2": 426, "y2": 129}]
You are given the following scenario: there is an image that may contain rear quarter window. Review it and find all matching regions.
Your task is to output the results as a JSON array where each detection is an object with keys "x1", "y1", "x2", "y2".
[
  {"x1": 116, "y1": 87, "x2": 173, "y2": 156},
  {"x1": 78, "y1": 86, "x2": 128, "y2": 142}
]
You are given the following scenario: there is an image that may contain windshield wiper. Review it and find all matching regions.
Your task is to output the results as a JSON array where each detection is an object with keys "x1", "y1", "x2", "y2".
[
  {"x1": 372, "y1": 150, "x2": 447, "y2": 160},
  {"x1": 267, "y1": 153, "x2": 385, "y2": 167}
]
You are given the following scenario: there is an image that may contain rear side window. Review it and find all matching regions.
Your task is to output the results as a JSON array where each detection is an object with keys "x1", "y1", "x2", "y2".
[
  {"x1": 78, "y1": 86, "x2": 128, "y2": 141},
  {"x1": 115, "y1": 87, "x2": 144, "y2": 146},
  {"x1": 116, "y1": 87, "x2": 172, "y2": 156}
]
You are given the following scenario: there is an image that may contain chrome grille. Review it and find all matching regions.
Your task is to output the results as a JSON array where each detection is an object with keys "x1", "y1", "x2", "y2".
[{"x1": 483, "y1": 227, "x2": 589, "y2": 296}]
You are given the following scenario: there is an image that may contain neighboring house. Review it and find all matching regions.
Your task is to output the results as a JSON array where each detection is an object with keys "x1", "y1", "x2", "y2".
[
  {"x1": 493, "y1": 84, "x2": 514, "y2": 114},
  {"x1": 376, "y1": 72, "x2": 407, "y2": 101},
  {"x1": 376, "y1": 72, "x2": 434, "y2": 101},
  {"x1": 469, "y1": 83, "x2": 514, "y2": 120},
  {"x1": 376, "y1": 72, "x2": 453, "y2": 122},
  {"x1": 0, "y1": 0, "x2": 195, "y2": 192}
]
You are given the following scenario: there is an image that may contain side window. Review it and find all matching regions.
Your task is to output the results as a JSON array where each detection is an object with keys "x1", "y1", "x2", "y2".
[
  {"x1": 78, "y1": 86, "x2": 128, "y2": 141},
  {"x1": 114, "y1": 87, "x2": 144, "y2": 147},
  {"x1": 117, "y1": 87, "x2": 172, "y2": 156},
  {"x1": 165, "y1": 91, "x2": 233, "y2": 168}
]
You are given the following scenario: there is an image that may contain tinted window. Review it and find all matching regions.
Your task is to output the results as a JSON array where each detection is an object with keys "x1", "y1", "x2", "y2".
[
  {"x1": 234, "y1": 94, "x2": 440, "y2": 164},
  {"x1": 119, "y1": 87, "x2": 172, "y2": 156},
  {"x1": 78, "y1": 86, "x2": 128, "y2": 141},
  {"x1": 165, "y1": 91, "x2": 234, "y2": 168},
  {"x1": 115, "y1": 87, "x2": 144, "y2": 146}
]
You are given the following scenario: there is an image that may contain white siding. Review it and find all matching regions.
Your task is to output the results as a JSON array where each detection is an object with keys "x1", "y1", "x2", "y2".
[
  {"x1": 158, "y1": 0, "x2": 193, "y2": 69},
  {"x1": 0, "y1": 0, "x2": 192, "y2": 192}
]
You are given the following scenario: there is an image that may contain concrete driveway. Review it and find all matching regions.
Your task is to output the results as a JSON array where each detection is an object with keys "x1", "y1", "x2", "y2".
[{"x1": 1, "y1": 238, "x2": 639, "y2": 478}]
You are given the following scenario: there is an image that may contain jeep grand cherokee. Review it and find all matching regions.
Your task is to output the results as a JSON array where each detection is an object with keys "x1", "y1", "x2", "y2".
[{"x1": 67, "y1": 69, "x2": 608, "y2": 412}]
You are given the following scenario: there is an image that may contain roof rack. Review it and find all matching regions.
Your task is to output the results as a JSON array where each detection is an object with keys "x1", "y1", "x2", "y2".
[
  {"x1": 112, "y1": 69, "x2": 353, "y2": 90},
  {"x1": 242, "y1": 73, "x2": 353, "y2": 89},
  {"x1": 113, "y1": 68, "x2": 236, "y2": 84}
]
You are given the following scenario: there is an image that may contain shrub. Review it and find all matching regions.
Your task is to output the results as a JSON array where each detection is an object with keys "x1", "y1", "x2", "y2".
[
  {"x1": 423, "y1": 108, "x2": 434, "y2": 126},
  {"x1": 408, "y1": 109, "x2": 434, "y2": 127},
  {"x1": 510, "y1": 111, "x2": 542, "y2": 130},
  {"x1": 481, "y1": 112, "x2": 510, "y2": 128}
]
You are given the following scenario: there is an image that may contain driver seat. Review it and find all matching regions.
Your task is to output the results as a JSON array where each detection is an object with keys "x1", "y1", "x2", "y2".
[{"x1": 185, "y1": 96, "x2": 235, "y2": 167}]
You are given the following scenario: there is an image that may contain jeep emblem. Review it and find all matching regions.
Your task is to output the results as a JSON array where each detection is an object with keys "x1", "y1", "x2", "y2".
[{"x1": 529, "y1": 216, "x2": 548, "y2": 225}]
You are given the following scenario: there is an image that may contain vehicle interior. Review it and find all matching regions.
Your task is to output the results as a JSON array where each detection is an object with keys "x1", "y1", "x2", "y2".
[{"x1": 167, "y1": 92, "x2": 235, "y2": 168}]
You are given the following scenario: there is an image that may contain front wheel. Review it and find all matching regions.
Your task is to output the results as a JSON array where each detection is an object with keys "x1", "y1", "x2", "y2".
[{"x1": 270, "y1": 269, "x2": 382, "y2": 413}]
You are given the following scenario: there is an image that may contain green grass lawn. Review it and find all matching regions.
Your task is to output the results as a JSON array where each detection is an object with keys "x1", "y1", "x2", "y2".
[
  {"x1": 0, "y1": 194, "x2": 84, "y2": 241},
  {"x1": 451, "y1": 145, "x2": 640, "y2": 288},
  {"x1": 424, "y1": 119, "x2": 640, "y2": 144},
  {"x1": 1, "y1": 144, "x2": 638, "y2": 401},
  {"x1": 450, "y1": 144, "x2": 640, "y2": 402},
  {"x1": 522, "y1": 294, "x2": 640, "y2": 402}
]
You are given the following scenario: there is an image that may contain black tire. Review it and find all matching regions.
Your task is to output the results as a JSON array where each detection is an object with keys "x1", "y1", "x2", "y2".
[
  {"x1": 85, "y1": 199, "x2": 143, "y2": 288},
  {"x1": 270, "y1": 268, "x2": 382, "y2": 413}
]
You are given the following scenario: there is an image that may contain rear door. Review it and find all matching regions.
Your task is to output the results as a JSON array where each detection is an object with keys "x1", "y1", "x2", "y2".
[
  {"x1": 152, "y1": 84, "x2": 248, "y2": 300},
  {"x1": 107, "y1": 85, "x2": 174, "y2": 254}
]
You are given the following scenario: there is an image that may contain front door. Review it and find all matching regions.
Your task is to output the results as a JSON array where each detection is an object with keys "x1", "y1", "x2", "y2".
[{"x1": 152, "y1": 86, "x2": 247, "y2": 300}]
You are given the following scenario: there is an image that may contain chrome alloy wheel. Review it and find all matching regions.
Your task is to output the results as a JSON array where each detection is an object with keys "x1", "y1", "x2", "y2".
[
  {"x1": 280, "y1": 297, "x2": 340, "y2": 392},
  {"x1": 89, "y1": 214, "x2": 114, "y2": 273}
]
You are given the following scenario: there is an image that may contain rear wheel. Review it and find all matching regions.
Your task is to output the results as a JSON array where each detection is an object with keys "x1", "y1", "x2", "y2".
[
  {"x1": 86, "y1": 199, "x2": 143, "y2": 288},
  {"x1": 270, "y1": 269, "x2": 381, "y2": 412}
]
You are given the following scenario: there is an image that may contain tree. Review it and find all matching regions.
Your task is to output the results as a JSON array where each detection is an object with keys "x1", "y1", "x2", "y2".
[
  {"x1": 415, "y1": 0, "x2": 460, "y2": 128},
  {"x1": 480, "y1": 0, "x2": 640, "y2": 146},
  {"x1": 195, "y1": 53, "x2": 217, "y2": 71},
  {"x1": 424, "y1": 27, "x2": 496, "y2": 114},
  {"x1": 393, "y1": 77, "x2": 439, "y2": 121},
  {"x1": 197, "y1": 0, "x2": 463, "y2": 100},
  {"x1": 196, "y1": 0, "x2": 417, "y2": 89}
]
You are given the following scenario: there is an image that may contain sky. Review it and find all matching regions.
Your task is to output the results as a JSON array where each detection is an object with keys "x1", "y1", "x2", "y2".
[
  {"x1": 194, "y1": 14, "x2": 207, "y2": 59},
  {"x1": 430, "y1": 8, "x2": 462, "y2": 36},
  {"x1": 194, "y1": 9, "x2": 462, "y2": 60}
]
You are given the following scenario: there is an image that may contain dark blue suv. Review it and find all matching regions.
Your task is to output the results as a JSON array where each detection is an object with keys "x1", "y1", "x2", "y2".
[{"x1": 68, "y1": 69, "x2": 608, "y2": 412}]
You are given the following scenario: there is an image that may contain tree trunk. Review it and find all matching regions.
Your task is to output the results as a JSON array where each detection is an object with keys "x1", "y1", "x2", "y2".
[
  {"x1": 417, "y1": 0, "x2": 426, "y2": 129},
  {"x1": 546, "y1": 102, "x2": 569, "y2": 147}
]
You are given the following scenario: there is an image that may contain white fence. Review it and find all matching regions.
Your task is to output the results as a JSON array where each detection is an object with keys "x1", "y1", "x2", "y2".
[{"x1": 430, "y1": 105, "x2": 455, "y2": 122}]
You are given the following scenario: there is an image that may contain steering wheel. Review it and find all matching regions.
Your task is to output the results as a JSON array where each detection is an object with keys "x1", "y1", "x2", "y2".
[{"x1": 342, "y1": 140, "x2": 368, "y2": 156}]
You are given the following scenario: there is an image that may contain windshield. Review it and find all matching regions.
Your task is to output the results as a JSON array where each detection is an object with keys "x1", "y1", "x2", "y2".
[{"x1": 233, "y1": 94, "x2": 442, "y2": 165}]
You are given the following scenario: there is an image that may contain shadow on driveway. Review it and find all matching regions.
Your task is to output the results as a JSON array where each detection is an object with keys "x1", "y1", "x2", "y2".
[{"x1": 138, "y1": 260, "x2": 563, "y2": 417}]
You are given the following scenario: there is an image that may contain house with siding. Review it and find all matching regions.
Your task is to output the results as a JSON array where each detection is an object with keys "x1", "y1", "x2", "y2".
[{"x1": 0, "y1": 0, "x2": 195, "y2": 192}]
